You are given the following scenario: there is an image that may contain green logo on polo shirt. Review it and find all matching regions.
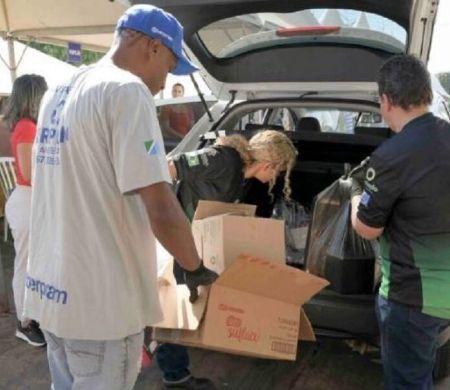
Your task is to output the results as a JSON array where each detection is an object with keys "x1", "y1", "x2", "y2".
[
  {"x1": 186, "y1": 152, "x2": 200, "y2": 167},
  {"x1": 144, "y1": 140, "x2": 159, "y2": 156}
]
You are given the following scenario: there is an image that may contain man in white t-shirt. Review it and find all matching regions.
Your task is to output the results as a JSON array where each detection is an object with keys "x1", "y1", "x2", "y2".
[{"x1": 23, "y1": 5, "x2": 217, "y2": 390}]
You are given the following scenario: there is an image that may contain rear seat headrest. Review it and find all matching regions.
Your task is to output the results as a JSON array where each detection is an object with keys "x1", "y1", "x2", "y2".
[
  {"x1": 244, "y1": 123, "x2": 285, "y2": 132},
  {"x1": 295, "y1": 117, "x2": 321, "y2": 132}
]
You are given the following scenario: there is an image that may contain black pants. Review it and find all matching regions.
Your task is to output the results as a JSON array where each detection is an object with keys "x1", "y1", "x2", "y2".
[{"x1": 155, "y1": 260, "x2": 190, "y2": 382}]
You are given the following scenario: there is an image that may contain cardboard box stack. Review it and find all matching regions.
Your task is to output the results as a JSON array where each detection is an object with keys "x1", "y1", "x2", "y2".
[{"x1": 154, "y1": 201, "x2": 329, "y2": 361}]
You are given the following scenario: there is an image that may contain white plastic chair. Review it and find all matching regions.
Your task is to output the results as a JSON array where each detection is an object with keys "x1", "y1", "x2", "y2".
[
  {"x1": 0, "y1": 157, "x2": 16, "y2": 312},
  {"x1": 0, "y1": 157, "x2": 17, "y2": 242}
]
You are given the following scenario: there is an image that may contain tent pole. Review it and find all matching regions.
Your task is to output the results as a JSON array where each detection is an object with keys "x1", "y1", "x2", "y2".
[{"x1": 6, "y1": 35, "x2": 16, "y2": 84}]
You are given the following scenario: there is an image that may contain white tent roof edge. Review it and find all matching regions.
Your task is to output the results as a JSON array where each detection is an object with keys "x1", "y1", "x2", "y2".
[
  {"x1": 0, "y1": 0, "x2": 129, "y2": 86},
  {"x1": 8, "y1": 36, "x2": 110, "y2": 53},
  {"x1": 0, "y1": 38, "x2": 76, "y2": 96},
  {"x1": 6, "y1": 24, "x2": 117, "y2": 37}
]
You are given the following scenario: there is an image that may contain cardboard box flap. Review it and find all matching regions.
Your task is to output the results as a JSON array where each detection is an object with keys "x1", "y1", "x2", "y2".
[
  {"x1": 155, "y1": 260, "x2": 208, "y2": 330},
  {"x1": 158, "y1": 257, "x2": 176, "y2": 286},
  {"x1": 217, "y1": 255, "x2": 329, "y2": 306},
  {"x1": 193, "y1": 200, "x2": 256, "y2": 221},
  {"x1": 299, "y1": 308, "x2": 316, "y2": 341}
]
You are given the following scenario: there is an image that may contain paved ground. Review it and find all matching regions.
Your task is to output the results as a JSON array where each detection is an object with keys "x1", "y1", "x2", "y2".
[
  {"x1": 0, "y1": 233, "x2": 448, "y2": 390},
  {"x1": 0, "y1": 310, "x2": 384, "y2": 390}
]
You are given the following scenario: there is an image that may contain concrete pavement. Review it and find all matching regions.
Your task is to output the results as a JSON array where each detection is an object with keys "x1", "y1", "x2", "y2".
[{"x1": 1, "y1": 233, "x2": 448, "y2": 390}]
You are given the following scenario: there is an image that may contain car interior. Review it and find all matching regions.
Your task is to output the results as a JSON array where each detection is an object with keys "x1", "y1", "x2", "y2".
[
  {"x1": 198, "y1": 99, "x2": 388, "y2": 216},
  {"x1": 147, "y1": 0, "x2": 450, "y2": 377},
  {"x1": 190, "y1": 99, "x2": 390, "y2": 338}
]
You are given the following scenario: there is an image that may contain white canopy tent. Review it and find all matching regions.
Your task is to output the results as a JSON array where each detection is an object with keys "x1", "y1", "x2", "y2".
[
  {"x1": 0, "y1": 0, "x2": 128, "y2": 87},
  {"x1": 0, "y1": 0, "x2": 127, "y2": 50},
  {"x1": 0, "y1": 38, "x2": 76, "y2": 95},
  {"x1": 0, "y1": 0, "x2": 210, "y2": 98}
]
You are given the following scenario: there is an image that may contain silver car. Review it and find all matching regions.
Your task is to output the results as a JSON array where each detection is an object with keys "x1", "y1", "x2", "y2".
[{"x1": 145, "y1": 0, "x2": 450, "y2": 381}]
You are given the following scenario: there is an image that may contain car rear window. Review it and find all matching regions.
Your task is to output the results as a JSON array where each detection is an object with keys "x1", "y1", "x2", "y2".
[
  {"x1": 224, "y1": 106, "x2": 390, "y2": 137},
  {"x1": 198, "y1": 9, "x2": 407, "y2": 59}
]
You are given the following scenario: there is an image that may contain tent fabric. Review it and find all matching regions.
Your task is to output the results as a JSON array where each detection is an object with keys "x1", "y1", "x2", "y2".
[
  {"x1": 0, "y1": 39, "x2": 76, "y2": 95},
  {"x1": 0, "y1": 0, "x2": 127, "y2": 51},
  {"x1": 0, "y1": 0, "x2": 126, "y2": 95},
  {"x1": 0, "y1": 1, "x2": 211, "y2": 97}
]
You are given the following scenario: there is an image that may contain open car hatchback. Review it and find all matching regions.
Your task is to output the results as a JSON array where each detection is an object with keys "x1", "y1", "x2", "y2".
[{"x1": 136, "y1": 0, "x2": 450, "y2": 380}]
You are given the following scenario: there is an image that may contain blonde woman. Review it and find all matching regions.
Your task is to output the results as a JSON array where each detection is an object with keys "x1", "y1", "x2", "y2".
[
  {"x1": 158, "y1": 130, "x2": 297, "y2": 385},
  {"x1": 168, "y1": 129, "x2": 298, "y2": 220}
]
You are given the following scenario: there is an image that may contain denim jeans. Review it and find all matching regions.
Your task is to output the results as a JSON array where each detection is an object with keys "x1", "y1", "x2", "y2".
[
  {"x1": 376, "y1": 294, "x2": 450, "y2": 390},
  {"x1": 43, "y1": 330, "x2": 144, "y2": 390},
  {"x1": 156, "y1": 343, "x2": 191, "y2": 383}
]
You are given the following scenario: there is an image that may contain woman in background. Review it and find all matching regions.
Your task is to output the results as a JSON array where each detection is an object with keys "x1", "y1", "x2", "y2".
[{"x1": 3, "y1": 74, "x2": 47, "y2": 347}]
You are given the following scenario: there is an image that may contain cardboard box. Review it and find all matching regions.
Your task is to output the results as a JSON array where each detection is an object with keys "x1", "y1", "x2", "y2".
[
  {"x1": 154, "y1": 255, "x2": 329, "y2": 360},
  {"x1": 192, "y1": 201, "x2": 285, "y2": 274}
]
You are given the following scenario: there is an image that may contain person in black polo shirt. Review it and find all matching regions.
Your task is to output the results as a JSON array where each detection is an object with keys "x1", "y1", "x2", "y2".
[{"x1": 351, "y1": 54, "x2": 450, "y2": 389}]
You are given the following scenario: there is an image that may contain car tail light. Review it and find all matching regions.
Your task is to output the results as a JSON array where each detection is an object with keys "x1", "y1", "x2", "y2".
[{"x1": 276, "y1": 26, "x2": 341, "y2": 37}]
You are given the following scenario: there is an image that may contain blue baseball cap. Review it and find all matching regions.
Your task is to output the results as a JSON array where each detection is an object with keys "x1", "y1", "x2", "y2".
[{"x1": 116, "y1": 4, "x2": 198, "y2": 76}]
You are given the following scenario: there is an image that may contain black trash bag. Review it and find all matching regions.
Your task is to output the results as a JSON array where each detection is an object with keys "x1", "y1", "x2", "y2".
[
  {"x1": 305, "y1": 177, "x2": 377, "y2": 294},
  {"x1": 272, "y1": 199, "x2": 311, "y2": 266}
]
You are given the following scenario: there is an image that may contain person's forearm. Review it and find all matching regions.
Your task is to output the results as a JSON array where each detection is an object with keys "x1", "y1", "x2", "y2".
[
  {"x1": 162, "y1": 121, "x2": 183, "y2": 139},
  {"x1": 167, "y1": 127, "x2": 183, "y2": 138},
  {"x1": 151, "y1": 206, "x2": 200, "y2": 272},
  {"x1": 351, "y1": 194, "x2": 384, "y2": 240},
  {"x1": 351, "y1": 195, "x2": 361, "y2": 229},
  {"x1": 139, "y1": 183, "x2": 200, "y2": 271},
  {"x1": 168, "y1": 160, "x2": 178, "y2": 181},
  {"x1": 17, "y1": 143, "x2": 33, "y2": 182}
]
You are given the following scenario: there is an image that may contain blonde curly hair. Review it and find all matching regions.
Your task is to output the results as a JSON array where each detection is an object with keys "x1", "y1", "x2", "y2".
[
  {"x1": 215, "y1": 130, "x2": 298, "y2": 200},
  {"x1": 249, "y1": 130, "x2": 297, "y2": 200},
  {"x1": 214, "y1": 134, "x2": 253, "y2": 166}
]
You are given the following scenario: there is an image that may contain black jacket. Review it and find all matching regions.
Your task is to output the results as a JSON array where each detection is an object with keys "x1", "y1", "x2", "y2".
[{"x1": 171, "y1": 145, "x2": 245, "y2": 220}]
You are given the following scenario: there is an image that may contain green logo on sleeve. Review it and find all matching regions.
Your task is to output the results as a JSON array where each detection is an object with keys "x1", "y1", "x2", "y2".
[
  {"x1": 187, "y1": 154, "x2": 200, "y2": 167},
  {"x1": 144, "y1": 140, "x2": 154, "y2": 152},
  {"x1": 144, "y1": 140, "x2": 160, "y2": 156}
]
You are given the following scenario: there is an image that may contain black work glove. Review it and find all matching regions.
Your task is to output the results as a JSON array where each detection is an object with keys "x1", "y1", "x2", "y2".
[
  {"x1": 184, "y1": 262, "x2": 218, "y2": 303},
  {"x1": 348, "y1": 157, "x2": 370, "y2": 198}
]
